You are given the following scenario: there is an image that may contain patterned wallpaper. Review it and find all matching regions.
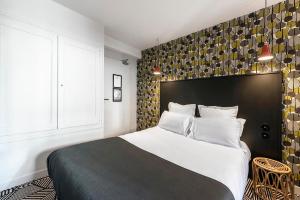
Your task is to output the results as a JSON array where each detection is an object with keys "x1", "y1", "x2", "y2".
[{"x1": 137, "y1": 0, "x2": 300, "y2": 183}]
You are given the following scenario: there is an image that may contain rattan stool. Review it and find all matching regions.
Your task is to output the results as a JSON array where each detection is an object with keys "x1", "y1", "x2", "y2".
[{"x1": 252, "y1": 157, "x2": 294, "y2": 200}]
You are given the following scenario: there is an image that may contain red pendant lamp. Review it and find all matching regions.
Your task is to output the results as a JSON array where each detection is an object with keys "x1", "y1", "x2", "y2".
[
  {"x1": 153, "y1": 38, "x2": 161, "y2": 75},
  {"x1": 153, "y1": 66, "x2": 161, "y2": 75},
  {"x1": 258, "y1": 0, "x2": 273, "y2": 62},
  {"x1": 258, "y1": 42, "x2": 274, "y2": 61}
]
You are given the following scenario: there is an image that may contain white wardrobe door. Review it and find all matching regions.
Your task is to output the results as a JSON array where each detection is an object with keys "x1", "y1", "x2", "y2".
[
  {"x1": 0, "y1": 22, "x2": 58, "y2": 137},
  {"x1": 58, "y1": 37, "x2": 101, "y2": 128}
]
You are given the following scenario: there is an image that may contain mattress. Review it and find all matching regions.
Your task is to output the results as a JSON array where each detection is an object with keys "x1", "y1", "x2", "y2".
[{"x1": 121, "y1": 126, "x2": 251, "y2": 200}]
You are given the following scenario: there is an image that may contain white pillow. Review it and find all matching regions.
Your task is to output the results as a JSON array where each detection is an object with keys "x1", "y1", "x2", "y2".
[
  {"x1": 188, "y1": 118, "x2": 246, "y2": 138},
  {"x1": 158, "y1": 111, "x2": 193, "y2": 136},
  {"x1": 168, "y1": 102, "x2": 196, "y2": 116},
  {"x1": 198, "y1": 105, "x2": 238, "y2": 110},
  {"x1": 190, "y1": 118, "x2": 242, "y2": 148},
  {"x1": 198, "y1": 105, "x2": 238, "y2": 118},
  {"x1": 237, "y1": 118, "x2": 246, "y2": 137}
]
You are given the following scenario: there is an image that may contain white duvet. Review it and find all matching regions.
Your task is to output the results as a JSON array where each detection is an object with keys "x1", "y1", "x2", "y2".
[{"x1": 120, "y1": 126, "x2": 250, "y2": 200}]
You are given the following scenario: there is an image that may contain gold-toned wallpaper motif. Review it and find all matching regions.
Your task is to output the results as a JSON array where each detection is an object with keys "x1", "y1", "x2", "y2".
[{"x1": 137, "y1": 0, "x2": 300, "y2": 184}]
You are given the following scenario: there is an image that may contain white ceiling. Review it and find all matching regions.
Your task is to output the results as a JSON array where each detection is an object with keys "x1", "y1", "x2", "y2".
[{"x1": 53, "y1": 0, "x2": 283, "y2": 50}]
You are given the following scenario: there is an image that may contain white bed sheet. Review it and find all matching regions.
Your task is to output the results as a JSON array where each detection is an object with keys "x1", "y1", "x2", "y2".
[{"x1": 120, "y1": 126, "x2": 250, "y2": 200}]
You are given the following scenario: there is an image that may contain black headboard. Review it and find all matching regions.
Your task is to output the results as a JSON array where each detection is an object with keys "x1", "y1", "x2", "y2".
[{"x1": 160, "y1": 73, "x2": 282, "y2": 161}]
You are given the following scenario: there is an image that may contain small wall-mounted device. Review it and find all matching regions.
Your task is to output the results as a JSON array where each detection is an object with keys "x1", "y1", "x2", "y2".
[
  {"x1": 121, "y1": 59, "x2": 129, "y2": 65},
  {"x1": 261, "y1": 124, "x2": 270, "y2": 132},
  {"x1": 261, "y1": 132, "x2": 270, "y2": 139},
  {"x1": 261, "y1": 123, "x2": 270, "y2": 139}
]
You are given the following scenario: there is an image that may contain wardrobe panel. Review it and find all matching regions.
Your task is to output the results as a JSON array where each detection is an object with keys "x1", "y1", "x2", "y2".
[
  {"x1": 58, "y1": 37, "x2": 101, "y2": 128},
  {"x1": 0, "y1": 22, "x2": 58, "y2": 137}
]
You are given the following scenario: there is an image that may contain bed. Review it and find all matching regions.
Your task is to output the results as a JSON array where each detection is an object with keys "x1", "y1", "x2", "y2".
[
  {"x1": 48, "y1": 126, "x2": 249, "y2": 200},
  {"x1": 48, "y1": 73, "x2": 282, "y2": 200}
]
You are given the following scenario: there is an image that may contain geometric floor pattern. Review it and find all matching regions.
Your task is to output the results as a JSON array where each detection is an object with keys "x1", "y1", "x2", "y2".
[
  {"x1": 0, "y1": 177, "x2": 55, "y2": 200},
  {"x1": 0, "y1": 177, "x2": 280, "y2": 200}
]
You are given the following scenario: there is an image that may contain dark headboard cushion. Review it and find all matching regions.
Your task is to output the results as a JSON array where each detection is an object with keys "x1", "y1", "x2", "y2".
[{"x1": 160, "y1": 73, "x2": 282, "y2": 161}]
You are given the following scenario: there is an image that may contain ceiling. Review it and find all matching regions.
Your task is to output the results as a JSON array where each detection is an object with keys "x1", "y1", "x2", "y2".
[{"x1": 53, "y1": 0, "x2": 283, "y2": 50}]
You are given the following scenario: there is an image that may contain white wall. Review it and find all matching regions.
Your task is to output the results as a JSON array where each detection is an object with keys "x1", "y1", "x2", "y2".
[
  {"x1": 0, "y1": 0, "x2": 104, "y2": 45},
  {"x1": 0, "y1": 0, "x2": 104, "y2": 191},
  {"x1": 104, "y1": 48, "x2": 137, "y2": 137},
  {"x1": 104, "y1": 35, "x2": 141, "y2": 59}
]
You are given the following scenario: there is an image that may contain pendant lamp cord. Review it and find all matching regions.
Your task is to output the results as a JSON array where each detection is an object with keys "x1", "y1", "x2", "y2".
[
  {"x1": 156, "y1": 38, "x2": 160, "y2": 67},
  {"x1": 265, "y1": 0, "x2": 267, "y2": 10},
  {"x1": 156, "y1": 38, "x2": 159, "y2": 67},
  {"x1": 264, "y1": 0, "x2": 268, "y2": 41},
  {"x1": 264, "y1": 0, "x2": 268, "y2": 42}
]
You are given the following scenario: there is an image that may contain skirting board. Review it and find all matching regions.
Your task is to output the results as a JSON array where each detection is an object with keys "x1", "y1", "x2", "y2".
[{"x1": 0, "y1": 169, "x2": 48, "y2": 192}]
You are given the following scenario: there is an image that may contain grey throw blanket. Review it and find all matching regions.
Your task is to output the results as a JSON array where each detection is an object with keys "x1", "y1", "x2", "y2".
[{"x1": 47, "y1": 137, "x2": 234, "y2": 200}]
